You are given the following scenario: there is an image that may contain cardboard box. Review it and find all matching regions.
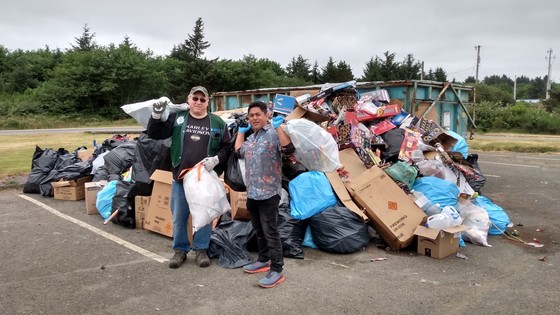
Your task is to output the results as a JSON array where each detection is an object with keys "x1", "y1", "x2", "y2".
[
  {"x1": 325, "y1": 171, "x2": 368, "y2": 222},
  {"x1": 144, "y1": 170, "x2": 174, "y2": 238},
  {"x1": 143, "y1": 170, "x2": 193, "y2": 241},
  {"x1": 52, "y1": 176, "x2": 92, "y2": 201},
  {"x1": 77, "y1": 148, "x2": 95, "y2": 162},
  {"x1": 230, "y1": 190, "x2": 250, "y2": 220},
  {"x1": 346, "y1": 166, "x2": 426, "y2": 250},
  {"x1": 84, "y1": 180, "x2": 107, "y2": 214},
  {"x1": 135, "y1": 196, "x2": 150, "y2": 229},
  {"x1": 414, "y1": 225, "x2": 470, "y2": 259},
  {"x1": 285, "y1": 106, "x2": 330, "y2": 123},
  {"x1": 273, "y1": 94, "x2": 297, "y2": 115}
]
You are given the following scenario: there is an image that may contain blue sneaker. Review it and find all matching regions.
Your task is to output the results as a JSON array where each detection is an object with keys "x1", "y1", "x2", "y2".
[
  {"x1": 243, "y1": 260, "x2": 271, "y2": 274},
  {"x1": 258, "y1": 271, "x2": 285, "y2": 288}
]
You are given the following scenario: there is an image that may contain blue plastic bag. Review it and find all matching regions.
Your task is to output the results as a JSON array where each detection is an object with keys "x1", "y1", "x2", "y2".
[
  {"x1": 412, "y1": 176, "x2": 460, "y2": 209},
  {"x1": 96, "y1": 180, "x2": 118, "y2": 220},
  {"x1": 302, "y1": 226, "x2": 318, "y2": 249},
  {"x1": 447, "y1": 130, "x2": 469, "y2": 159},
  {"x1": 289, "y1": 171, "x2": 337, "y2": 220},
  {"x1": 473, "y1": 195, "x2": 510, "y2": 235}
]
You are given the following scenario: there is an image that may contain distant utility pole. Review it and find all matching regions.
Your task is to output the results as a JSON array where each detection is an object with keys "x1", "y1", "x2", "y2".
[
  {"x1": 513, "y1": 76, "x2": 517, "y2": 101},
  {"x1": 475, "y1": 45, "x2": 481, "y2": 84},
  {"x1": 545, "y1": 48, "x2": 554, "y2": 100}
]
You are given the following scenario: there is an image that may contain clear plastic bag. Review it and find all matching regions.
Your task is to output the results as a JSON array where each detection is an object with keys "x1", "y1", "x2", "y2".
[
  {"x1": 285, "y1": 119, "x2": 341, "y2": 172},
  {"x1": 457, "y1": 198, "x2": 492, "y2": 247},
  {"x1": 183, "y1": 164, "x2": 231, "y2": 232}
]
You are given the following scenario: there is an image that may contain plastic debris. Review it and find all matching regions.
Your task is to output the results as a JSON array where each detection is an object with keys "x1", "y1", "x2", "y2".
[
  {"x1": 538, "y1": 256, "x2": 547, "y2": 261},
  {"x1": 456, "y1": 252, "x2": 468, "y2": 260},
  {"x1": 370, "y1": 257, "x2": 388, "y2": 262}
]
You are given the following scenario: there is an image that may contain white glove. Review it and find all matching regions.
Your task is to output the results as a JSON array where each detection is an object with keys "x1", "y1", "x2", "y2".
[
  {"x1": 152, "y1": 100, "x2": 168, "y2": 119},
  {"x1": 202, "y1": 156, "x2": 219, "y2": 172}
]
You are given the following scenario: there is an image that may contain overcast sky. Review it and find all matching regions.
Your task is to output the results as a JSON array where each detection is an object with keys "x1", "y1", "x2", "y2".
[{"x1": 1, "y1": 0, "x2": 559, "y2": 82}]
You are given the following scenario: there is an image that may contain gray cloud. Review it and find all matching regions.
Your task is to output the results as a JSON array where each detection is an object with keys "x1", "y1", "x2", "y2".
[{"x1": 1, "y1": 0, "x2": 559, "y2": 82}]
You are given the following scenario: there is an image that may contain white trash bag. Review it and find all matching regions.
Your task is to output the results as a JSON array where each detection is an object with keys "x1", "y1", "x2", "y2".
[
  {"x1": 183, "y1": 164, "x2": 230, "y2": 232},
  {"x1": 121, "y1": 96, "x2": 189, "y2": 128},
  {"x1": 457, "y1": 198, "x2": 492, "y2": 247},
  {"x1": 285, "y1": 118, "x2": 341, "y2": 172}
]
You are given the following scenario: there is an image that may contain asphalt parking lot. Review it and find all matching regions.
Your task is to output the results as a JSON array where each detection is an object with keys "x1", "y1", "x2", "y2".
[{"x1": 1, "y1": 151, "x2": 559, "y2": 315}]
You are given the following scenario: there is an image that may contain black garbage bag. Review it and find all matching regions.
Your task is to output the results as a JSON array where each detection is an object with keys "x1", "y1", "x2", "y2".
[
  {"x1": 278, "y1": 204, "x2": 307, "y2": 259},
  {"x1": 380, "y1": 128, "x2": 405, "y2": 161},
  {"x1": 208, "y1": 220, "x2": 256, "y2": 269},
  {"x1": 129, "y1": 133, "x2": 171, "y2": 197},
  {"x1": 23, "y1": 148, "x2": 61, "y2": 194},
  {"x1": 110, "y1": 179, "x2": 135, "y2": 229},
  {"x1": 466, "y1": 153, "x2": 487, "y2": 193},
  {"x1": 103, "y1": 141, "x2": 137, "y2": 175},
  {"x1": 53, "y1": 161, "x2": 92, "y2": 181},
  {"x1": 224, "y1": 154, "x2": 246, "y2": 192},
  {"x1": 309, "y1": 205, "x2": 370, "y2": 254},
  {"x1": 92, "y1": 165, "x2": 110, "y2": 182}
]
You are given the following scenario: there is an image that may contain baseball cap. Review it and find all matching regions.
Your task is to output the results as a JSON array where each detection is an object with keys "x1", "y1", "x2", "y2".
[{"x1": 189, "y1": 86, "x2": 209, "y2": 98}]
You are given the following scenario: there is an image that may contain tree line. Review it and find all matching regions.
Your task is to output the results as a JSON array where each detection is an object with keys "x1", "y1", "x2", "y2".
[{"x1": 0, "y1": 19, "x2": 558, "y2": 122}]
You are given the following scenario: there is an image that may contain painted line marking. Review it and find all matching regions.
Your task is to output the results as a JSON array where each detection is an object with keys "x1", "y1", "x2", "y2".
[
  {"x1": 19, "y1": 194, "x2": 168, "y2": 264},
  {"x1": 477, "y1": 154, "x2": 560, "y2": 162},
  {"x1": 479, "y1": 161, "x2": 540, "y2": 168}
]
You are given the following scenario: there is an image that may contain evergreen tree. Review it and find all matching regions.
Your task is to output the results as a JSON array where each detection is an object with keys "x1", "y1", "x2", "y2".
[
  {"x1": 311, "y1": 60, "x2": 321, "y2": 84},
  {"x1": 335, "y1": 61, "x2": 354, "y2": 82},
  {"x1": 361, "y1": 57, "x2": 383, "y2": 81},
  {"x1": 71, "y1": 24, "x2": 97, "y2": 52},
  {"x1": 433, "y1": 67, "x2": 447, "y2": 82},
  {"x1": 379, "y1": 51, "x2": 400, "y2": 81},
  {"x1": 286, "y1": 54, "x2": 311, "y2": 81},
  {"x1": 171, "y1": 17, "x2": 210, "y2": 60},
  {"x1": 399, "y1": 54, "x2": 421, "y2": 80},
  {"x1": 321, "y1": 57, "x2": 338, "y2": 82}
]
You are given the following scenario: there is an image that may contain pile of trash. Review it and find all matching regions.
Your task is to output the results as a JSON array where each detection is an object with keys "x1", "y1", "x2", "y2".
[{"x1": 23, "y1": 81, "x2": 514, "y2": 267}]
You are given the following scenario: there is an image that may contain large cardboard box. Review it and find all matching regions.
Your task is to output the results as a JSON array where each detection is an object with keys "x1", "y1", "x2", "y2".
[
  {"x1": 230, "y1": 190, "x2": 250, "y2": 220},
  {"x1": 135, "y1": 196, "x2": 150, "y2": 229},
  {"x1": 144, "y1": 170, "x2": 174, "y2": 237},
  {"x1": 414, "y1": 225, "x2": 470, "y2": 259},
  {"x1": 144, "y1": 170, "x2": 193, "y2": 241},
  {"x1": 346, "y1": 166, "x2": 426, "y2": 250},
  {"x1": 84, "y1": 180, "x2": 107, "y2": 215},
  {"x1": 52, "y1": 176, "x2": 92, "y2": 201}
]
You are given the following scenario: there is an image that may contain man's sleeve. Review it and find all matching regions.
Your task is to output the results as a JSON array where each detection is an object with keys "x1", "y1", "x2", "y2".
[{"x1": 147, "y1": 113, "x2": 175, "y2": 140}]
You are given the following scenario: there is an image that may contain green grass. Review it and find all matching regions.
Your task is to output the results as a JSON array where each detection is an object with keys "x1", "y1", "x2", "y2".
[
  {"x1": 0, "y1": 132, "x2": 139, "y2": 178},
  {"x1": 0, "y1": 115, "x2": 138, "y2": 130}
]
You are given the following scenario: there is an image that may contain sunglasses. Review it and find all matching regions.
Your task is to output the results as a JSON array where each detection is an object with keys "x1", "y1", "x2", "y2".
[{"x1": 192, "y1": 96, "x2": 207, "y2": 103}]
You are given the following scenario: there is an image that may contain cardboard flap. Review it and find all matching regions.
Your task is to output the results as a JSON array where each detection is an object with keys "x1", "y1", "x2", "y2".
[
  {"x1": 150, "y1": 169, "x2": 173, "y2": 184},
  {"x1": 51, "y1": 180, "x2": 73, "y2": 188},
  {"x1": 414, "y1": 225, "x2": 440, "y2": 240},
  {"x1": 442, "y1": 225, "x2": 470, "y2": 234},
  {"x1": 325, "y1": 171, "x2": 369, "y2": 222},
  {"x1": 338, "y1": 148, "x2": 368, "y2": 179}
]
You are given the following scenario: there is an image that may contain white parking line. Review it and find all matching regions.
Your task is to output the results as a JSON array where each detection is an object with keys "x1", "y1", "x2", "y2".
[
  {"x1": 479, "y1": 161, "x2": 540, "y2": 168},
  {"x1": 19, "y1": 194, "x2": 168, "y2": 264}
]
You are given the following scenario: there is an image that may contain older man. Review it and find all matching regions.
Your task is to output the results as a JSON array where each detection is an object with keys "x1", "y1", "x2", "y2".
[{"x1": 147, "y1": 86, "x2": 231, "y2": 269}]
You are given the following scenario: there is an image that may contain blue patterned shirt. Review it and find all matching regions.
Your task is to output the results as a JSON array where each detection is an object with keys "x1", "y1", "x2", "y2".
[{"x1": 239, "y1": 124, "x2": 283, "y2": 200}]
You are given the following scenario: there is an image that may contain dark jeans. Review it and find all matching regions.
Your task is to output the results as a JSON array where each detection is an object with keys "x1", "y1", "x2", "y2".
[{"x1": 246, "y1": 195, "x2": 283, "y2": 273}]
